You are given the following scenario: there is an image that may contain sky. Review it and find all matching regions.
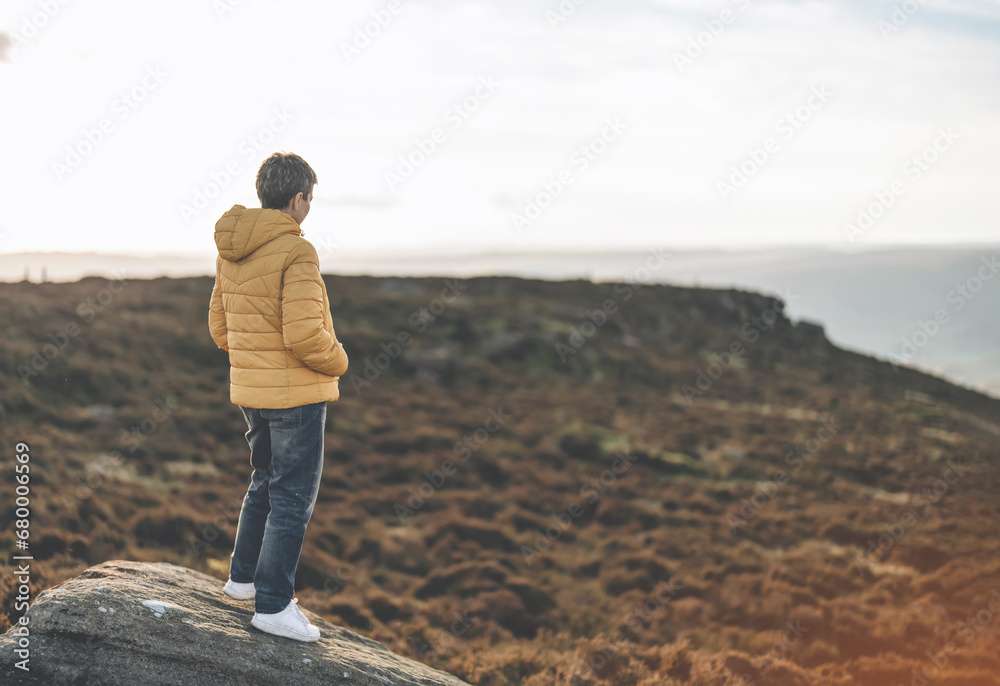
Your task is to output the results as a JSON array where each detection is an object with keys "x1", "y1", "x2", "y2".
[{"x1": 1, "y1": 0, "x2": 999, "y2": 260}]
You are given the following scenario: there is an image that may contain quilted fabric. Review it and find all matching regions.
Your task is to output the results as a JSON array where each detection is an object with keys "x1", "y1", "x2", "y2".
[{"x1": 209, "y1": 205, "x2": 349, "y2": 409}]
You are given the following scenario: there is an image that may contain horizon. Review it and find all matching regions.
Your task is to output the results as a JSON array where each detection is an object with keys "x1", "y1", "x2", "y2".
[
  {"x1": 3, "y1": 242, "x2": 1000, "y2": 288},
  {"x1": 5, "y1": 240, "x2": 1000, "y2": 260}
]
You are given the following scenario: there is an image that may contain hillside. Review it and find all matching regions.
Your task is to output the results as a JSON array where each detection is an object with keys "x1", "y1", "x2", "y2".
[
  {"x1": 6, "y1": 246, "x2": 1000, "y2": 398},
  {"x1": 1, "y1": 274, "x2": 999, "y2": 685}
]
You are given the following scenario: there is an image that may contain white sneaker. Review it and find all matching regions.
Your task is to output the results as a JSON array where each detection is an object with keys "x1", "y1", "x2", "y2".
[
  {"x1": 223, "y1": 579, "x2": 256, "y2": 600},
  {"x1": 251, "y1": 598, "x2": 320, "y2": 642}
]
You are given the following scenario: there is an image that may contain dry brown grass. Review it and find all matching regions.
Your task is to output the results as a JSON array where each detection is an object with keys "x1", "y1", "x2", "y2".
[{"x1": 1, "y1": 275, "x2": 999, "y2": 684}]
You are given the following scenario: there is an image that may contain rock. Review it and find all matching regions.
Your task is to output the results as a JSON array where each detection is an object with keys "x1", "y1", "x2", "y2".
[
  {"x1": 0, "y1": 560, "x2": 471, "y2": 686},
  {"x1": 793, "y1": 319, "x2": 827, "y2": 341}
]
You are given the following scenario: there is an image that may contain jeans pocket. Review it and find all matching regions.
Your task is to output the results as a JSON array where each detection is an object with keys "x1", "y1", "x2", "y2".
[{"x1": 263, "y1": 406, "x2": 303, "y2": 429}]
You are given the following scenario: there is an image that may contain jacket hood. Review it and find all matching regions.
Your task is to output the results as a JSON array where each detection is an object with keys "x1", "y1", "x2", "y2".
[{"x1": 215, "y1": 205, "x2": 302, "y2": 262}]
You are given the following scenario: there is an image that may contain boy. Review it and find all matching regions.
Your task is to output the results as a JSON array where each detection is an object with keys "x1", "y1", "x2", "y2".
[{"x1": 208, "y1": 152, "x2": 349, "y2": 642}]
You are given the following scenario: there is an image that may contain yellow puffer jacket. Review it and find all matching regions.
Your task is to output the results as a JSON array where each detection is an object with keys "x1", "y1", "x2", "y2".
[{"x1": 208, "y1": 205, "x2": 349, "y2": 409}]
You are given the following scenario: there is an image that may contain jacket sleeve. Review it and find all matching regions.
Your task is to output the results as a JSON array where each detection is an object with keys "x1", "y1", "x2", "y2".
[
  {"x1": 209, "y1": 257, "x2": 229, "y2": 351},
  {"x1": 281, "y1": 243, "x2": 349, "y2": 377}
]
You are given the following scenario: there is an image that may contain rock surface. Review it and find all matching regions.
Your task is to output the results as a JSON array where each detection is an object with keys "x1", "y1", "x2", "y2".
[{"x1": 0, "y1": 560, "x2": 472, "y2": 686}]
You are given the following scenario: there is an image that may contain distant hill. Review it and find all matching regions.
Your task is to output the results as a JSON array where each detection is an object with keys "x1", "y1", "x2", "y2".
[
  {"x1": 3, "y1": 244, "x2": 998, "y2": 397},
  {"x1": 1, "y1": 273, "x2": 998, "y2": 685}
]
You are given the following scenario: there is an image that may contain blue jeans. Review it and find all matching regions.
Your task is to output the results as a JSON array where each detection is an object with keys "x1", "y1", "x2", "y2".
[{"x1": 229, "y1": 402, "x2": 326, "y2": 614}]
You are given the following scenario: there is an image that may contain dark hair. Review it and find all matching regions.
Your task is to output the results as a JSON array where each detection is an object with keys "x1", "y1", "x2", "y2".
[{"x1": 256, "y1": 152, "x2": 317, "y2": 210}]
